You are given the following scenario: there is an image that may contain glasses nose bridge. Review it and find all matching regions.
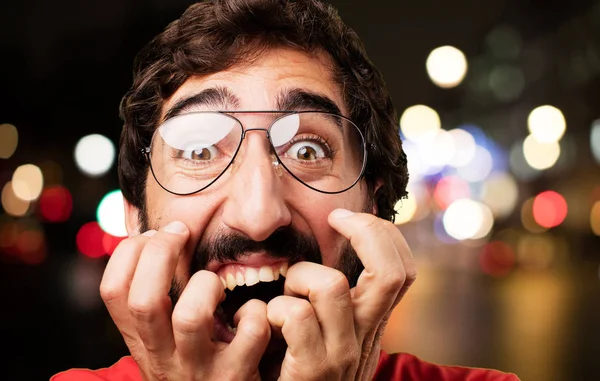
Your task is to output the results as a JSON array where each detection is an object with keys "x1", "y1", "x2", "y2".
[{"x1": 241, "y1": 127, "x2": 271, "y2": 140}]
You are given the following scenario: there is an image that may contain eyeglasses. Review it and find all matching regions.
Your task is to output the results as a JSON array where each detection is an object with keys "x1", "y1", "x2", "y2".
[{"x1": 143, "y1": 110, "x2": 367, "y2": 195}]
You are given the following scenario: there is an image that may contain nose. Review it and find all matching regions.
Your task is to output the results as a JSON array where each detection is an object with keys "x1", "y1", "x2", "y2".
[{"x1": 221, "y1": 130, "x2": 292, "y2": 241}]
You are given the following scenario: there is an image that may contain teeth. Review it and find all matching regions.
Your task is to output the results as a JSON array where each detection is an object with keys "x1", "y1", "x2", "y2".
[
  {"x1": 280, "y1": 262, "x2": 288, "y2": 277},
  {"x1": 245, "y1": 267, "x2": 260, "y2": 286},
  {"x1": 259, "y1": 266, "x2": 274, "y2": 282},
  {"x1": 226, "y1": 273, "x2": 237, "y2": 291},
  {"x1": 217, "y1": 262, "x2": 289, "y2": 289},
  {"x1": 236, "y1": 272, "x2": 245, "y2": 286}
]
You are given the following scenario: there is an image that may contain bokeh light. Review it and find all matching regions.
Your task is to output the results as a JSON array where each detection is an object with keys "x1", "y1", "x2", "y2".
[
  {"x1": 419, "y1": 129, "x2": 456, "y2": 168},
  {"x1": 394, "y1": 193, "x2": 418, "y2": 225},
  {"x1": 399, "y1": 105, "x2": 441, "y2": 143},
  {"x1": 456, "y1": 145, "x2": 494, "y2": 182},
  {"x1": 443, "y1": 198, "x2": 494, "y2": 240},
  {"x1": 1, "y1": 181, "x2": 30, "y2": 217},
  {"x1": 489, "y1": 65, "x2": 525, "y2": 102},
  {"x1": 480, "y1": 172, "x2": 519, "y2": 219},
  {"x1": 39, "y1": 185, "x2": 73, "y2": 223},
  {"x1": 522, "y1": 135, "x2": 560, "y2": 170},
  {"x1": 76, "y1": 222, "x2": 108, "y2": 258},
  {"x1": 11, "y1": 164, "x2": 44, "y2": 201},
  {"x1": 74, "y1": 134, "x2": 116, "y2": 177},
  {"x1": 591, "y1": 201, "x2": 600, "y2": 236},
  {"x1": 0, "y1": 123, "x2": 18, "y2": 159},
  {"x1": 591, "y1": 119, "x2": 600, "y2": 164},
  {"x1": 447, "y1": 128, "x2": 477, "y2": 167},
  {"x1": 426, "y1": 45, "x2": 468, "y2": 88},
  {"x1": 527, "y1": 105, "x2": 566, "y2": 143},
  {"x1": 533, "y1": 191, "x2": 568, "y2": 228},
  {"x1": 485, "y1": 24, "x2": 522, "y2": 59},
  {"x1": 521, "y1": 197, "x2": 548, "y2": 233},
  {"x1": 433, "y1": 175, "x2": 471, "y2": 210},
  {"x1": 479, "y1": 240, "x2": 516, "y2": 277},
  {"x1": 96, "y1": 190, "x2": 128, "y2": 237}
]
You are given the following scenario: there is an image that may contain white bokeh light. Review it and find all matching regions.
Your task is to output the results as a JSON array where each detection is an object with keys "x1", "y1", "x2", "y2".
[
  {"x1": 527, "y1": 105, "x2": 566, "y2": 143},
  {"x1": 448, "y1": 128, "x2": 477, "y2": 167},
  {"x1": 74, "y1": 134, "x2": 116, "y2": 177},
  {"x1": 426, "y1": 45, "x2": 468, "y2": 89},
  {"x1": 523, "y1": 134, "x2": 560, "y2": 170},
  {"x1": 97, "y1": 190, "x2": 128, "y2": 237},
  {"x1": 456, "y1": 145, "x2": 494, "y2": 182},
  {"x1": 443, "y1": 198, "x2": 492, "y2": 240},
  {"x1": 400, "y1": 105, "x2": 441, "y2": 143}
]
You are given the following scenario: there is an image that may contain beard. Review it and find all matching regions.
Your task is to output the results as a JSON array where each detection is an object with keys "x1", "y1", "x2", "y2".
[{"x1": 137, "y1": 204, "x2": 367, "y2": 380}]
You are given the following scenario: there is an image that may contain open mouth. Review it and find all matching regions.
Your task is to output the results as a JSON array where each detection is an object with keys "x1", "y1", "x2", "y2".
[{"x1": 214, "y1": 262, "x2": 289, "y2": 337}]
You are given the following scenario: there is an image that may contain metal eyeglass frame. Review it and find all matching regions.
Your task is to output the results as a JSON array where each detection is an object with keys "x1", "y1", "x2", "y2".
[{"x1": 142, "y1": 110, "x2": 369, "y2": 195}]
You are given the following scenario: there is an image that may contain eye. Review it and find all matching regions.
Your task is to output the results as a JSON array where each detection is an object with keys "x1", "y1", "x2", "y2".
[
  {"x1": 285, "y1": 141, "x2": 327, "y2": 161},
  {"x1": 178, "y1": 145, "x2": 218, "y2": 161}
]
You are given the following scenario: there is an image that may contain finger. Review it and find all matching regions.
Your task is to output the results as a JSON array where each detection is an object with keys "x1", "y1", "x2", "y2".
[
  {"x1": 328, "y1": 210, "x2": 417, "y2": 337},
  {"x1": 283, "y1": 262, "x2": 355, "y2": 349},
  {"x1": 267, "y1": 295, "x2": 325, "y2": 363},
  {"x1": 99, "y1": 230, "x2": 156, "y2": 338},
  {"x1": 225, "y1": 299, "x2": 270, "y2": 376},
  {"x1": 172, "y1": 270, "x2": 224, "y2": 369},
  {"x1": 128, "y1": 221, "x2": 189, "y2": 360}
]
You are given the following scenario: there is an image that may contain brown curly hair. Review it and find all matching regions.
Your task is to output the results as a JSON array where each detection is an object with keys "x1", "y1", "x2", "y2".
[{"x1": 118, "y1": 0, "x2": 408, "y2": 222}]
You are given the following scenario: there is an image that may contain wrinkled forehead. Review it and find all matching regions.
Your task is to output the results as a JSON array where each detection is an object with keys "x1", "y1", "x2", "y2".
[{"x1": 160, "y1": 48, "x2": 347, "y2": 121}]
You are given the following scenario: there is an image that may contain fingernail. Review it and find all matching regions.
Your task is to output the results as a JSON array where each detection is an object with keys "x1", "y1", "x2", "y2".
[
  {"x1": 142, "y1": 230, "x2": 157, "y2": 237},
  {"x1": 331, "y1": 208, "x2": 354, "y2": 219},
  {"x1": 163, "y1": 221, "x2": 187, "y2": 234}
]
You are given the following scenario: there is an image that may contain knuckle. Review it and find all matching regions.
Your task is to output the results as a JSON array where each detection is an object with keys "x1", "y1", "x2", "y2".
[
  {"x1": 290, "y1": 299, "x2": 315, "y2": 323},
  {"x1": 99, "y1": 281, "x2": 122, "y2": 304},
  {"x1": 380, "y1": 267, "x2": 406, "y2": 293},
  {"x1": 318, "y1": 270, "x2": 350, "y2": 299},
  {"x1": 128, "y1": 295, "x2": 170, "y2": 322},
  {"x1": 172, "y1": 308, "x2": 208, "y2": 335},
  {"x1": 240, "y1": 315, "x2": 270, "y2": 341}
]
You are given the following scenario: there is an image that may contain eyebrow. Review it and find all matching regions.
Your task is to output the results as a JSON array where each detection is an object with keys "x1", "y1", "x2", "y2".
[
  {"x1": 163, "y1": 86, "x2": 240, "y2": 121},
  {"x1": 276, "y1": 88, "x2": 343, "y2": 116},
  {"x1": 162, "y1": 86, "x2": 344, "y2": 122}
]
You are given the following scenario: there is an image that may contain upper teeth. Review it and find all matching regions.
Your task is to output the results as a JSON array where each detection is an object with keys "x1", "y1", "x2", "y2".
[{"x1": 218, "y1": 262, "x2": 288, "y2": 291}]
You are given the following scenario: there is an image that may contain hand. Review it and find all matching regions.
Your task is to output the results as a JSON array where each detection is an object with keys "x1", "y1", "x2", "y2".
[
  {"x1": 267, "y1": 209, "x2": 416, "y2": 381},
  {"x1": 99, "y1": 221, "x2": 271, "y2": 381}
]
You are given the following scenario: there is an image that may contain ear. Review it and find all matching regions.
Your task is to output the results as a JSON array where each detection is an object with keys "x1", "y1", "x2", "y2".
[
  {"x1": 370, "y1": 178, "x2": 384, "y2": 215},
  {"x1": 123, "y1": 198, "x2": 141, "y2": 237}
]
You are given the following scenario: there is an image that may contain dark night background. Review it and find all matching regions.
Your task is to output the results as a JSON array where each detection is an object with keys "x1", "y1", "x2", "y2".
[{"x1": 1, "y1": 1, "x2": 600, "y2": 380}]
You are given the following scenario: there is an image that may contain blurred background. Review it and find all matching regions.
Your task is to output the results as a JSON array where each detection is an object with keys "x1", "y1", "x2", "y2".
[{"x1": 1, "y1": 0, "x2": 599, "y2": 380}]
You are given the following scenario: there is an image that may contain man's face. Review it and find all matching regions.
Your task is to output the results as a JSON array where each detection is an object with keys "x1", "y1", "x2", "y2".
[{"x1": 125, "y1": 46, "x2": 373, "y2": 331}]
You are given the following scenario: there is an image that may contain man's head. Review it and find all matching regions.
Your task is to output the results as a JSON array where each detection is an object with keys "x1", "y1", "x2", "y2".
[{"x1": 117, "y1": 0, "x2": 407, "y2": 336}]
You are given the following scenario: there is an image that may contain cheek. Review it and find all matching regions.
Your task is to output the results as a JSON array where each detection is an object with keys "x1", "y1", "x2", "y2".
[
  {"x1": 294, "y1": 182, "x2": 369, "y2": 268},
  {"x1": 146, "y1": 184, "x2": 223, "y2": 278}
]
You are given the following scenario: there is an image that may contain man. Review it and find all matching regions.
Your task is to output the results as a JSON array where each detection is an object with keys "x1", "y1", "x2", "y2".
[{"x1": 52, "y1": 0, "x2": 520, "y2": 380}]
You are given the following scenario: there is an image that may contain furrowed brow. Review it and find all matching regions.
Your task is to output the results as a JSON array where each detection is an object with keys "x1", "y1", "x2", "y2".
[{"x1": 163, "y1": 86, "x2": 240, "y2": 121}]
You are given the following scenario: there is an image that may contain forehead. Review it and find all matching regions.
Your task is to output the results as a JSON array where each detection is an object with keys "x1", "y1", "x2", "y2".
[{"x1": 161, "y1": 48, "x2": 346, "y2": 117}]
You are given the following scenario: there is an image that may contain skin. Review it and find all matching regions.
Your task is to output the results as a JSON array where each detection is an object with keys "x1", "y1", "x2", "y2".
[{"x1": 99, "y1": 47, "x2": 417, "y2": 381}]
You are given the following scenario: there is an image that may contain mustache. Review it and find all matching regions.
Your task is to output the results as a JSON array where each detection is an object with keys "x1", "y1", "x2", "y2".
[{"x1": 190, "y1": 226, "x2": 323, "y2": 274}]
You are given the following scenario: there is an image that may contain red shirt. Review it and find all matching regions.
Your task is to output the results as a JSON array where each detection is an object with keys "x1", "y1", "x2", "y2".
[{"x1": 50, "y1": 351, "x2": 520, "y2": 380}]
